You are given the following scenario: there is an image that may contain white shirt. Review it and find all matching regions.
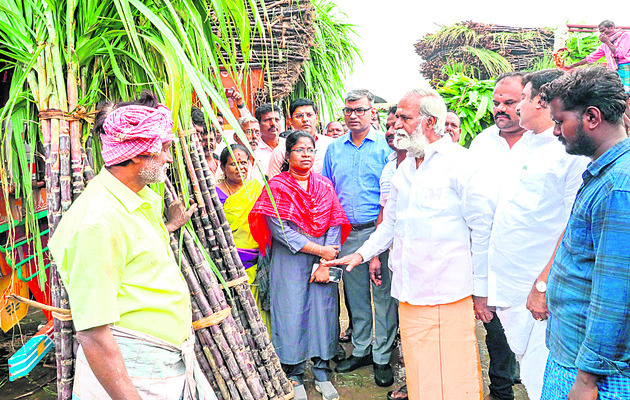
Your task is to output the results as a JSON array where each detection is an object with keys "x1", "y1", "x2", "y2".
[
  {"x1": 357, "y1": 137, "x2": 497, "y2": 305},
  {"x1": 470, "y1": 126, "x2": 590, "y2": 307},
  {"x1": 378, "y1": 152, "x2": 399, "y2": 207}
]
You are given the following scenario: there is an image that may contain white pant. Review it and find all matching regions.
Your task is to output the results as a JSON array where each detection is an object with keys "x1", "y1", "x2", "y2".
[{"x1": 497, "y1": 302, "x2": 549, "y2": 400}]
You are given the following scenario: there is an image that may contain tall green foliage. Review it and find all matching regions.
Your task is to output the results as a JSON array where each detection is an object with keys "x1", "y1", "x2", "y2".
[
  {"x1": 0, "y1": 0, "x2": 265, "y2": 286},
  {"x1": 437, "y1": 73, "x2": 495, "y2": 147},
  {"x1": 290, "y1": 0, "x2": 360, "y2": 116},
  {"x1": 563, "y1": 32, "x2": 604, "y2": 65}
]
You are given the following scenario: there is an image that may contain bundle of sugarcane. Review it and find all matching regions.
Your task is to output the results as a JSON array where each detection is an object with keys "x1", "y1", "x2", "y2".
[
  {"x1": 163, "y1": 133, "x2": 292, "y2": 400},
  {"x1": 34, "y1": 11, "x2": 95, "y2": 400},
  {"x1": 209, "y1": 0, "x2": 317, "y2": 104},
  {"x1": 415, "y1": 21, "x2": 555, "y2": 82}
]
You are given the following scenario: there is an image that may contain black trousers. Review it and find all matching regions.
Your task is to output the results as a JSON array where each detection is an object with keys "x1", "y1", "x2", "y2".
[{"x1": 484, "y1": 312, "x2": 518, "y2": 400}]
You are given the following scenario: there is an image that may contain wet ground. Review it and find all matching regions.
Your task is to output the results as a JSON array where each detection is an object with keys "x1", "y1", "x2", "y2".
[
  {"x1": 301, "y1": 319, "x2": 529, "y2": 400},
  {"x1": 1, "y1": 305, "x2": 529, "y2": 400}
]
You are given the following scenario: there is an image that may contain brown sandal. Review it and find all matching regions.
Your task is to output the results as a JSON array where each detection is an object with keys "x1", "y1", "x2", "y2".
[{"x1": 387, "y1": 385, "x2": 408, "y2": 400}]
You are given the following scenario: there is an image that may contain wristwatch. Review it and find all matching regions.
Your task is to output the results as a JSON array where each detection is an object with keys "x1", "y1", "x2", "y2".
[{"x1": 535, "y1": 280, "x2": 547, "y2": 293}]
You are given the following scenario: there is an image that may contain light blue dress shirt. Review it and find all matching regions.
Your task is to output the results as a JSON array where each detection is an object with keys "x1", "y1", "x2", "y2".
[{"x1": 322, "y1": 128, "x2": 391, "y2": 224}]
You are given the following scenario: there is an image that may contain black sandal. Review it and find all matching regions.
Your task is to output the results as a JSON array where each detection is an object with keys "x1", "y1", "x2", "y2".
[{"x1": 387, "y1": 384, "x2": 408, "y2": 400}]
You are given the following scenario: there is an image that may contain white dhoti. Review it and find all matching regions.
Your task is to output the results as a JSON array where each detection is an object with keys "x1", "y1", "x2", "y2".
[
  {"x1": 497, "y1": 302, "x2": 549, "y2": 400},
  {"x1": 73, "y1": 325, "x2": 215, "y2": 400}
]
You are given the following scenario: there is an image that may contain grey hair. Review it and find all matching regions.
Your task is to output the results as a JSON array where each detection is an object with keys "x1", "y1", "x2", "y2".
[
  {"x1": 598, "y1": 20, "x2": 615, "y2": 29},
  {"x1": 238, "y1": 116, "x2": 258, "y2": 127},
  {"x1": 345, "y1": 89, "x2": 375, "y2": 107},
  {"x1": 406, "y1": 87, "x2": 447, "y2": 137}
]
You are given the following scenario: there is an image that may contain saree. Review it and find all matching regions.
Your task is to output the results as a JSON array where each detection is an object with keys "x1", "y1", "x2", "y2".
[{"x1": 219, "y1": 180, "x2": 269, "y2": 330}]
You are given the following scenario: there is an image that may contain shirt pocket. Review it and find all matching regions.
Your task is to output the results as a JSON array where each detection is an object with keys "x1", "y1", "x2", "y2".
[
  {"x1": 361, "y1": 158, "x2": 385, "y2": 182},
  {"x1": 510, "y1": 167, "x2": 545, "y2": 210},
  {"x1": 563, "y1": 216, "x2": 589, "y2": 255},
  {"x1": 419, "y1": 186, "x2": 450, "y2": 210}
]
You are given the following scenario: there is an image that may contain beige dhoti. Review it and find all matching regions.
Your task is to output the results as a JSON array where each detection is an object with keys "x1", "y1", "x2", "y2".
[{"x1": 399, "y1": 296, "x2": 482, "y2": 400}]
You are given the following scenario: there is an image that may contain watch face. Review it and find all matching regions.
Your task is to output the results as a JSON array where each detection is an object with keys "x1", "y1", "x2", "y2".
[{"x1": 536, "y1": 281, "x2": 547, "y2": 293}]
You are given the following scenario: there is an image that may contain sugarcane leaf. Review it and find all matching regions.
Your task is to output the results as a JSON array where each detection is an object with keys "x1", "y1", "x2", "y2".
[
  {"x1": 474, "y1": 96, "x2": 490, "y2": 122},
  {"x1": 99, "y1": 37, "x2": 136, "y2": 86}
]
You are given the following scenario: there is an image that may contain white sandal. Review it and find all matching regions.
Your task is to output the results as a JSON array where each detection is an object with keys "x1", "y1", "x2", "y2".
[
  {"x1": 315, "y1": 380, "x2": 339, "y2": 400},
  {"x1": 292, "y1": 380, "x2": 307, "y2": 400}
]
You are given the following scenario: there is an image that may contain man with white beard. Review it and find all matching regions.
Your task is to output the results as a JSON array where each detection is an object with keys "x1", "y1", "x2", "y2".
[{"x1": 325, "y1": 87, "x2": 496, "y2": 400}]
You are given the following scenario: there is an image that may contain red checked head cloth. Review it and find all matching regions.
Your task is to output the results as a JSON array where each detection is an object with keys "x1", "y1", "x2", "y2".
[{"x1": 101, "y1": 104, "x2": 174, "y2": 167}]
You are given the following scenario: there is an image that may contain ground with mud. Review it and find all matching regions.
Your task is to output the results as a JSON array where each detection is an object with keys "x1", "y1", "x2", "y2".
[{"x1": 2, "y1": 301, "x2": 529, "y2": 400}]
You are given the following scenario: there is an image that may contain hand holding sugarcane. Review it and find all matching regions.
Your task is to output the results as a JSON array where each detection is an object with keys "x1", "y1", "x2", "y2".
[{"x1": 165, "y1": 197, "x2": 197, "y2": 233}]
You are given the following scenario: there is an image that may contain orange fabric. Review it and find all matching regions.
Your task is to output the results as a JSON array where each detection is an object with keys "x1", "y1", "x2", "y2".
[{"x1": 399, "y1": 297, "x2": 482, "y2": 400}]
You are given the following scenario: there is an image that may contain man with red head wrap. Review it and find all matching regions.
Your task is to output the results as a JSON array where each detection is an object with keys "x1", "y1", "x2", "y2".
[{"x1": 49, "y1": 91, "x2": 214, "y2": 399}]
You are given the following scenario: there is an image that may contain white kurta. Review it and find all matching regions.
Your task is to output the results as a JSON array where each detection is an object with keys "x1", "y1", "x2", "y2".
[
  {"x1": 471, "y1": 127, "x2": 590, "y2": 307},
  {"x1": 357, "y1": 137, "x2": 497, "y2": 305}
]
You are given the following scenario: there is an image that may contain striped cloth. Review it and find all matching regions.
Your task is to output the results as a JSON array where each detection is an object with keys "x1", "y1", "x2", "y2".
[
  {"x1": 73, "y1": 325, "x2": 215, "y2": 400},
  {"x1": 618, "y1": 63, "x2": 630, "y2": 93},
  {"x1": 541, "y1": 357, "x2": 630, "y2": 400},
  {"x1": 101, "y1": 104, "x2": 174, "y2": 167}
]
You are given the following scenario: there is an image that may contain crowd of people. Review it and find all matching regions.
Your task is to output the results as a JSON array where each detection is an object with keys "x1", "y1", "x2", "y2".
[{"x1": 48, "y1": 19, "x2": 630, "y2": 400}]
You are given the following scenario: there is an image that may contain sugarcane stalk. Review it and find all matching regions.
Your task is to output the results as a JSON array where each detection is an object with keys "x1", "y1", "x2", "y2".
[
  {"x1": 189, "y1": 135, "x2": 214, "y2": 213},
  {"x1": 80, "y1": 146, "x2": 94, "y2": 183},
  {"x1": 194, "y1": 337, "x2": 223, "y2": 399},
  {"x1": 179, "y1": 135, "x2": 206, "y2": 209},
  {"x1": 182, "y1": 230, "x2": 266, "y2": 400},
  {"x1": 59, "y1": 122, "x2": 72, "y2": 212},
  {"x1": 65, "y1": 0, "x2": 84, "y2": 200},
  {"x1": 169, "y1": 232, "x2": 239, "y2": 400}
]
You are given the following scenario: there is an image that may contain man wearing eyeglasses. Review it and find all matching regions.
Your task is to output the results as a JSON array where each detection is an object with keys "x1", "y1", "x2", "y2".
[
  {"x1": 322, "y1": 89, "x2": 397, "y2": 388},
  {"x1": 267, "y1": 98, "x2": 333, "y2": 178}
]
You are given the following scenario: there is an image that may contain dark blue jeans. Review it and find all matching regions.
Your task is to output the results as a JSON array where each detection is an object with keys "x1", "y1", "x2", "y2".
[{"x1": 484, "y1": 312, "x2": 518, "y2": 400}]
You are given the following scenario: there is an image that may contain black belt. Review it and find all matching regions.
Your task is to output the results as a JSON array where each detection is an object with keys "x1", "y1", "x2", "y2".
[{"x1": 351, "y1": 220, "x2": 377, "y2": 231}]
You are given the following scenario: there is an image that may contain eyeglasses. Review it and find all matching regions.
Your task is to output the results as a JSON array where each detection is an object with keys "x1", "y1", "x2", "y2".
[
  {"x1": 343, "y1": 107, "x2": 372, "y2": 116},
  {"x1": 291, "y1": 148, "x2": 316, "y2": 155},
  {"x1": 244, "y1": 129, "x2": 260, "y2": 136},
  {"x1": 293, "y1": 112, "x2": 315, "y2": 119}
]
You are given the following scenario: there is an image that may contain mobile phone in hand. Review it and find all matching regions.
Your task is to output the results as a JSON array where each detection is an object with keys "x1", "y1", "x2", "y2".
[{"x1": 328, "y1": 267, "x2": 343, "y2": 283}]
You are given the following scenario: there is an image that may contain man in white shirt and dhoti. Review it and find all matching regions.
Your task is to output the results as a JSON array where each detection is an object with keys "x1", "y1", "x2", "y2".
[
  {"x1": 479, "y1": 69, "x2": 589, "y2": 400},
  {"x1": 324, "y1": 87, "x2": 496, "y2": 400}
]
